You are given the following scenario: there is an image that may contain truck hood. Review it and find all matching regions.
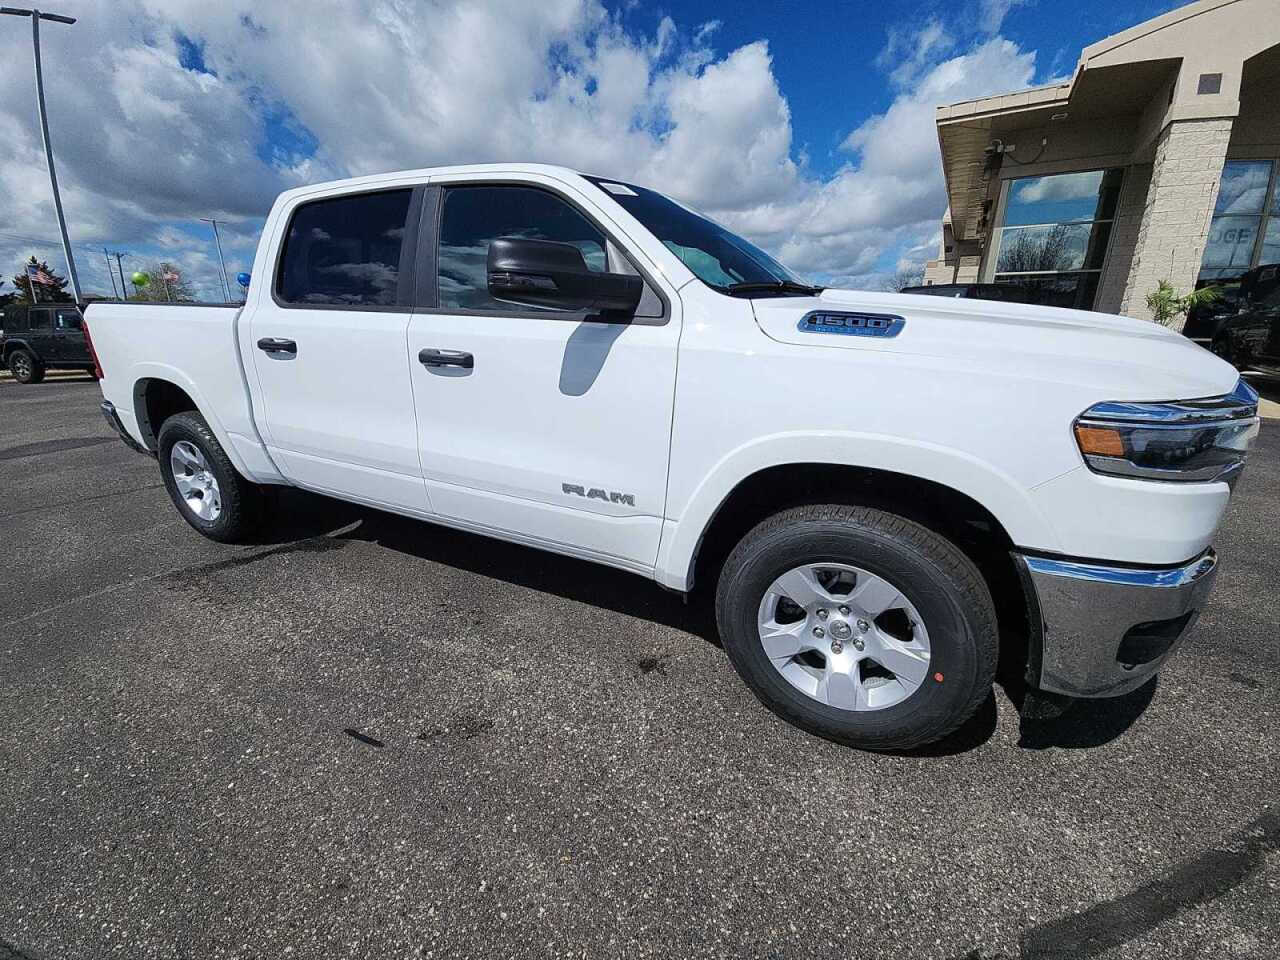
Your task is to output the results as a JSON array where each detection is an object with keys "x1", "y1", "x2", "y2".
[{"x1": 750, "y1": 289, "x2": 1240, "y2": 402}]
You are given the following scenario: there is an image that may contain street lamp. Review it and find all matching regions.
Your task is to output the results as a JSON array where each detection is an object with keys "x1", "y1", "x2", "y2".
[
  {"x1": 1, "y1": 7, "x2": 82, "y2": 302},
  {"x1": 200, "y1": 217, "x2": 233, "y2": 302}
]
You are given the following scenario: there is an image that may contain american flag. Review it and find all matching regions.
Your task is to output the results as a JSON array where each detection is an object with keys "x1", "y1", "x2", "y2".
[
  {"x1": 26, "y1": 264, "x2": 54, "y2": 285},
  {"x1": 163, "y1": 269, "x2": 180, "y2": 282}
]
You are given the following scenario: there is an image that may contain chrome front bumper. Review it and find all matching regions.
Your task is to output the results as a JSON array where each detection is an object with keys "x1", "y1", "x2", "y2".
[{"x1": 1015, "y1": 549, "x2": 1219, "y2": 698}]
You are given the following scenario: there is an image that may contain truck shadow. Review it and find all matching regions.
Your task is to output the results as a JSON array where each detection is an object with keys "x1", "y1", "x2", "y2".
[
  {"x1": 257, "y1": 488, "x2": 1154, "y2": 756},
  {"x1": 261, "y1": 488, "x2": 716, "y2": 641}
]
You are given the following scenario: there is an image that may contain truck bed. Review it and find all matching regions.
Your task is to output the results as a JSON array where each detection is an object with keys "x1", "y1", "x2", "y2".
[{"x1": 86, "y1": 302, "x2": 282, "y2": 484}]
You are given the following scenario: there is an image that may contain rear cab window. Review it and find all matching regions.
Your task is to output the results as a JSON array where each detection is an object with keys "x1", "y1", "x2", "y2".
[{"x1": 276, "y1": 189, "x2": 414, "y2": 308}]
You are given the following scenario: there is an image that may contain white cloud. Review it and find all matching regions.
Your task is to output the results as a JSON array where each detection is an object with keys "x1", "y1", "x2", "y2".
[
  {"x1": 979, "y1": 0, "x2": 1030, "y2": 35},
  {"x1": 0, "y1": 1, "x2": 1041, "y2": 299},
  {"x1": 693, "y1": 19, "x2": 722, "y2": 44},
  {"x1": 1013, "y1": 170, "x2": 1104, "y2": 204},
  {"x1": 878, "y1": 19, "x2": 955, "y2": 89}
]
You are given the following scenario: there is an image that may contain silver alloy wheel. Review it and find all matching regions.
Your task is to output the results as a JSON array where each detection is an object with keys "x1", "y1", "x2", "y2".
[
  {"x1": 169, "y1": 440, "x2": 222, "y2": 522},
  {"x1": 757, "y1": 562, "x2": 932, "y2": 712},
  {"x1": 11, "y1": 353, "x2": 30, "y2": 378}
]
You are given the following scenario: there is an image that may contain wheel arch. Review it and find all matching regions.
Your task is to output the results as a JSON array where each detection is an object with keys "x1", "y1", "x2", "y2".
[
  {"x1": 3, "y1": 338, "x2": 36, "y2": 361},
  {"x1": 133, "y1": 376, "x2": 199, "y2": 451},
  {"x1": 669, "y1": 459, "x2": 1042, "y2": 695},
  {"x1": 680, "y1": 461, "x2": 1024, "y2": 590},
  {"x1": 126, "y1": 368, "x2": 260, "y2": 481}
]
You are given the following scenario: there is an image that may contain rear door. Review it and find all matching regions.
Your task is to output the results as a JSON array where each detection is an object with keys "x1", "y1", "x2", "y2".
[
  {"x1": 405, "y1": 177, "x2": 679, "y2": 571},
  {"x1": 50, "y1": 307, "x2": 87, "y2": 363},
  {"x1": 248, "y1": 184, "x2": 431, "y2": 514}
]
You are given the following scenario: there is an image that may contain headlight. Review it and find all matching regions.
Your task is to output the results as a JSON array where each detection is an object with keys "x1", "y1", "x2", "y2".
[{"x1": 1074, "y1": 379, "x2": 1260, "y2": 483}]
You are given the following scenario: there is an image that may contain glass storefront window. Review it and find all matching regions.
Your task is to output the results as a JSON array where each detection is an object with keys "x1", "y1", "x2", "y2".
[
  {"x1": 1002, "y1": 169, "x2": 1123, "y2": 226},
  {"x1": 989, "y1": 168, "x2": 1122, "y2": 308},
  {"x1": 1202, "y1": 216, "x2": 1262, "y2": 270},
  {"x1": 1197, "y1": 160, "x2": 1278, "y2": 288},
  {"x1": 1214, "y1": 161, "x2": 1271, "y2": 215},
  {"x1": 995, "y1": 222, "x2": 1111, "y2": 273},
  {"x1": 1262, "y1": 217, "x2": 1280, "y2": 265}
]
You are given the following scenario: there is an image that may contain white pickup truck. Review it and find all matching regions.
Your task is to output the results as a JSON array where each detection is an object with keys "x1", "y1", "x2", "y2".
[{"x1": 86, "y1": 163, "x2": 1261, "y2": 750}]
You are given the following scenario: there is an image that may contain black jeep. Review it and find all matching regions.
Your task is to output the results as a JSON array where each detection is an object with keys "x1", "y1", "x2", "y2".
[{"x1": 0, "y1": 303, "x2": 94, "y2": 384}]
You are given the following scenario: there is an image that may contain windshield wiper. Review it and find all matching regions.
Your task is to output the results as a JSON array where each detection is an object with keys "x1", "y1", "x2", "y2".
[{"x1": 723, "y1": 281, "x2": 824, "y2": 298}]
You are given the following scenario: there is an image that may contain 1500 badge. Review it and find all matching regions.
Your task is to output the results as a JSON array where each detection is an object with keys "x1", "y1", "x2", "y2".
[
  {"x1": 798, "y1": 311, "x2": 905, "y2": 338},
  {"x1": 562, "y1": 483, "x2": 635, "y2": 507}
]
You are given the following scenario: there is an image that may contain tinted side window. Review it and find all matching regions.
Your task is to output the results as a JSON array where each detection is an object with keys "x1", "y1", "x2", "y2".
[
  {"x1": 29, "y1": 308, "x2": 51, "y2": 330},
  {"x1": 55, "y1": 309, "x2": 82, "y2": 330},
  {"x1": 277, "y1": 189, "x2": 412, "y2": 306},
  {"x1": 1, "y1": 308, "x2": 25, "y2": 331},
  {"x1": 438, "y1": 186, "x2": 607, "y2": 311}
]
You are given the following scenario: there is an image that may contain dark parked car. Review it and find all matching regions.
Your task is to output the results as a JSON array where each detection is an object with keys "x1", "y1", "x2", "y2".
[
  {"x1": 1211, "y1": 264, "x2": 1280, "y2": 374},
  {"x1": 1182, "y1": 275, "x2": 1250, "y2": 346},
  {"x1": 0, "y1": 303, "x2": 94, "y2": 384}
]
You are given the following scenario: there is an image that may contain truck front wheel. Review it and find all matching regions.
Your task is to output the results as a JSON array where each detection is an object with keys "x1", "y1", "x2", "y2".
[
  {"x1": 715, "y1": 504, "x2": 998, "y2": 751},
  {"x1": 157, "y1": 411, "x2": 264, "y2": 543}
]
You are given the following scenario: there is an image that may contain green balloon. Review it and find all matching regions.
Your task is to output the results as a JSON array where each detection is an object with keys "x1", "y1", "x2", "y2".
[{"x1": 131, "y1": 271, "x2": 149, "y2": 287}]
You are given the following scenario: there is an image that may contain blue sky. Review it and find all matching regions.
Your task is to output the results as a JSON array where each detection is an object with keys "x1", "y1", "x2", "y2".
[
  {"x1": 0, "y1": 0, "x2": 1186, "y2": 300},
  {"x1": 634, "y1": 0, "x2": 1184, "y2": 177}
]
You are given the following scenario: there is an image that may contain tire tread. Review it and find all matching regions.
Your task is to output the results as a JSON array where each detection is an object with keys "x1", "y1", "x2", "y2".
[
  {"x1": 157, "y1": 411, "x2": 263, "y2": 543},
  {"x1": 716, "y1": 503, "x2": 998, "y2": 751}
]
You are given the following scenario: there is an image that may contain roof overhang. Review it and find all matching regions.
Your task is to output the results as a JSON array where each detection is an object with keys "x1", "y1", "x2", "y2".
[
  {"x1": 936, "y1": 58, "x2": 1180, "y2": 246},
  {"x1": 934, "y1": 0, "x2": 1278, "y2": 249}
]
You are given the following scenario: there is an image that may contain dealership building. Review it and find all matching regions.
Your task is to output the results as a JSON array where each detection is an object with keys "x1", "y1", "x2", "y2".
[{"x1": 923, "y1": 0, "x2": 1280, "y2": 321}]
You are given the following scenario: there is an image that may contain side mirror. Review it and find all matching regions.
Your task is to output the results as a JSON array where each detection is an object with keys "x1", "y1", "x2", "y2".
[{"x1": 487, "y1": 237, "x2": 642, "y2": 314}]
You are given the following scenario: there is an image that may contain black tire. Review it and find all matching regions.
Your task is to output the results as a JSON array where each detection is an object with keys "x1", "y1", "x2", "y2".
[
  {"x1": 715, "y1": 504, "x2": 998, "y2": 752},
  {"x1": 8, "y1": 349, "x2": 43, "y2": 384},
  {"x1": 157, "y1": 410, "x2": 264, "y2": 543}
]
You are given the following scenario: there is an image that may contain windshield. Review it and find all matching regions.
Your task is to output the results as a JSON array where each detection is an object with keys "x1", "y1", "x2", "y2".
[{"x1": 586, "y1": 176, "x2": 809, "y2": 292}]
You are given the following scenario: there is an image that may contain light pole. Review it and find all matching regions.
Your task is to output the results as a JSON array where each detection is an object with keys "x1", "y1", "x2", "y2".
[
  {"x1": 1, "y1": 7, "x2": 82, "y2": 302},
  {"x1": 200, "y1": 217, "x2": 232, "y2": 302},
  {"x1": 112, "y1": 251, "x2": 128, "y2": 300},
  {"x1": 102, "y1": 247, "x2": 119, "y2": 298}
]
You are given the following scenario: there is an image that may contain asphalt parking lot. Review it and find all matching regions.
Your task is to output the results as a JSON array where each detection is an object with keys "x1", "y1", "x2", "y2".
[{"x1": 1, "y1": 379, "x2": 1277, "y2": 960}]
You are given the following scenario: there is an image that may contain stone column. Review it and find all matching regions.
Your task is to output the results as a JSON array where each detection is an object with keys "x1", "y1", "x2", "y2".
[
  {"x1": 1118, "y1": 118, "x2": 1234, "y2": 323},
  {"x1": 1094, "y1": 163, "x2": 1152, "y2": 314}
]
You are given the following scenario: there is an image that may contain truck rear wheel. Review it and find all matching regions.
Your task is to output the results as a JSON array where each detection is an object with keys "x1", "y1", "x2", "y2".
[
  {"x1": 157, "y1": 411, "x2": 264, "y2": 543},
  {"x1": 8, "y1": 349, "x2": 44, "y2": 384},
  {"x1": 715, "y1": 504, "x2": 998, "y2": 751}
]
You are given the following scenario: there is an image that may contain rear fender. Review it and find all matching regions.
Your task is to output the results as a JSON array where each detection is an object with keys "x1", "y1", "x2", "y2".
[{"x1": 127, "y1": 362, "x2": 256, "y2": 480}]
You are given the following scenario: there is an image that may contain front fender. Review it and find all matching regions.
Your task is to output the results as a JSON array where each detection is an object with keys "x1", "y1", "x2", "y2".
[{"x1": 654, "y1": 430, "x2": 1061, "y2": 591}]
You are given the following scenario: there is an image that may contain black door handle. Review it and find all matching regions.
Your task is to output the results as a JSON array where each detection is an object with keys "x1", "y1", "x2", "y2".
[
  {"x1": 419, "y1": 348, "x2": 473, "y2": 369},
  {"x1": 258, "y1": 337, "x2": 297, "y2": 354}
]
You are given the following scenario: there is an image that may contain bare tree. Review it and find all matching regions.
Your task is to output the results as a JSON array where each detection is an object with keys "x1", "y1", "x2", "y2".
[
  {"x1": 130, "y1": 261, "x2": 196, "y2": 302},
  {"x1": 879, "y1": 263, "x2": 925, "y2": 292},
  {"x1": 996, "y1": 224, "x2": 1075, "y2": 274}
]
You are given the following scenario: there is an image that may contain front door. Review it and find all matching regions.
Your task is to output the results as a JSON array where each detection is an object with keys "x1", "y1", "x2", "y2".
[
  {"x1": 406, "y1": 180, "x2": 679, "y2": 571},
  {"x1": 248, "y1": 185, "x2": 430, "y2": 514}
]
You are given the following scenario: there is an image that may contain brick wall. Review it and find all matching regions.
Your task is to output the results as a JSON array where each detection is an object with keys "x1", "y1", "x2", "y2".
[
  {"x1": 1094, "y1": 163, "x2": 1152, "y2": 314},
  {"x1": 1119, "y1": 118, "x2": 1233, "y2": 324}
]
